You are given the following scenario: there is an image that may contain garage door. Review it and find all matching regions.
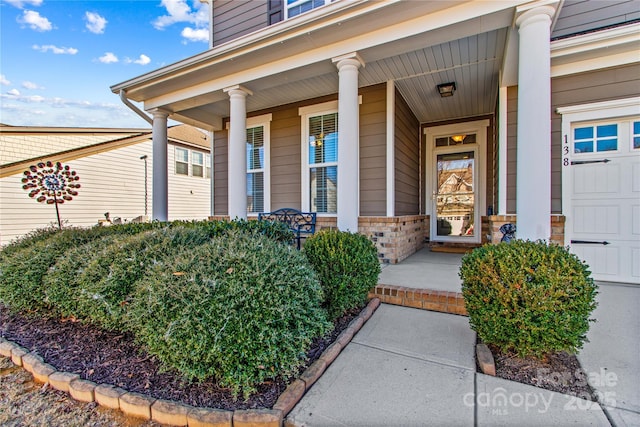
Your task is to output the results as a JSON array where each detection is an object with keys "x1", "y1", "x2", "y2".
[{"x1": 566, "y1": 118, "x2": 640, "y2": 284}]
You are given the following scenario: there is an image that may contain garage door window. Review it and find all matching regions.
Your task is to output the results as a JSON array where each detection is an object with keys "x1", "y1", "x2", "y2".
[
  {"x1": 574, "y1": 124, "x2": 618, "y2": 153},
  {"x1": 633, "y1": 121, "x2": 640, "y2": 149}
]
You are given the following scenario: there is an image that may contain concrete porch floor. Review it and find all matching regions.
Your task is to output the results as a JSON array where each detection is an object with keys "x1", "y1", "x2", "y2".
[{"x1": 378, "y1": 247, "x2": 464, "y2": 292}]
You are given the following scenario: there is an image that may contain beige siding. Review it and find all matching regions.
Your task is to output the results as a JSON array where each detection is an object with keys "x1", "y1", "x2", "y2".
[
  {"x1": 213, "y1": 130, "x2": 228, "y2": 215},
  {"x1": 505, "y1": 63, "x2": 640, "y2": 214},
  {"x1": 270, "y1": 108, "x2": 302, "y2": 210},
  {"x1": 0, "y1": 141, "x2": 211, "y2": 245},
  {"x1": 506, "y1": 86, "x2": 518, "y2": 214},
  {"x1": 394, "y1": 89, "x2": 420, "y2": 216},
  {"x1": 213, "y1": 1, "x2": 268, "y2": 47},
  {"x1": 359, "y1": 84, "x2": 387, "y2": 216},
  {"x1": 553, "y1": 1, "x2": 640, "y2": 39},
  {"x1": 167, "y1": 144, "x2": 211, "y2": 221},
  {"x1": 212, "y1": 88, "x2": 388, "y2": 215}
]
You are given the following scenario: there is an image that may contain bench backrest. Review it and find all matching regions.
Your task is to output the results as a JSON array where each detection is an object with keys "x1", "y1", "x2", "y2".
[{"x1": 258, "y1": 208, "x2": 316, "y2": 234}]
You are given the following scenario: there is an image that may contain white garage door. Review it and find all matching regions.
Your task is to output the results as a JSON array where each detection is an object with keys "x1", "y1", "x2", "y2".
[{"x1": 565, "y1": 117, "x2": 640, "y2": 284}]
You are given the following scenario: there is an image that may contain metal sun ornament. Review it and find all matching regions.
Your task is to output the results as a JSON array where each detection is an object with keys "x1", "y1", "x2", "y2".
[{"x1": 22, "y1": 161, "x2": 81, "y2": 229}]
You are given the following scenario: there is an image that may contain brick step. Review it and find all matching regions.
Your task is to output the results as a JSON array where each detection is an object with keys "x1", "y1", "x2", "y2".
[
  {"x1": 368, "y1": 284, "x2": 467, "y2": 316},
  {"x1": 429, "y1": 246, "x2": 474, "y2": 254}
]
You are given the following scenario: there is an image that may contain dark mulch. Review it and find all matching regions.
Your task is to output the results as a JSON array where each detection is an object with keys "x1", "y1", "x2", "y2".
[
  {"x1": 0, "y1": 304, "x2": 361, "y2": 411},
  {"x1": 485, "y1": 342, "x2": 597, "y2": 401}
]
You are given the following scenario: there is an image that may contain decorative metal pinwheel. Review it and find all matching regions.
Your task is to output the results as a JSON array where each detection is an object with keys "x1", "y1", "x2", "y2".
[{"x1": 22, "y1": 161, "x2": 81, "y2": 229}]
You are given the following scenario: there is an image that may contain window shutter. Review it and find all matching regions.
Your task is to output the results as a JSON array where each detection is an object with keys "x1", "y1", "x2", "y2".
[{"x1": 268, "y1": 0, "x2": 283, "y2": 25}]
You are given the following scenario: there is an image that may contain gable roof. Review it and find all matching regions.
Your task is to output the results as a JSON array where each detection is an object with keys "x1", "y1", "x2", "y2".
[{"x1": 0, "y1": 124, "x2": 210, "y2": 178}]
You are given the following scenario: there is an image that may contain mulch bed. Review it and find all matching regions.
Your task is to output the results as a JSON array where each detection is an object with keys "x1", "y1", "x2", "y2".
[
  {"x1": 0, "y1": 304, "x2": 360, "y2": 411},
  {"x1": 484, "y1": 342, "x2": 597, "y2": 401}
]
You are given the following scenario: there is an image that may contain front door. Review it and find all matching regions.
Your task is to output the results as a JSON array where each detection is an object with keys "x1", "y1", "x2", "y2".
[
  {"x1": 435, "y1": 150, "x2": 476, "y2": 240},
  {"x1": 424, "y1": 120, "x2": 489, "y2": 245}
]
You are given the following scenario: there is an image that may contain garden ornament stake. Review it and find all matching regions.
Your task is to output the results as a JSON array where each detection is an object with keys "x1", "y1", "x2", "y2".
[{"x1": 22, "y1": 161, "x2": 81, "y2": 229}]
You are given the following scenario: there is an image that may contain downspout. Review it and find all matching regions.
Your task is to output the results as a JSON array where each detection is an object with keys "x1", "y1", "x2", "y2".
[{"x1": 119, "y1": 90, "x2": 153, "y2": 125}]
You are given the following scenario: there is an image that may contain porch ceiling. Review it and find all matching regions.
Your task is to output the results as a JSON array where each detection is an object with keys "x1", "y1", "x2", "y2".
[
  {"x1": 175, "y1": 28, "x2": 508, "y2": 126},
  {"x1": 115, "y1": 1, "x2": 519, "y2": 129}
]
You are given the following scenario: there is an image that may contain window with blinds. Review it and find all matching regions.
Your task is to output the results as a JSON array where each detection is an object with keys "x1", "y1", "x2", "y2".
[
  {"x1": 175, "y1": 147, "x2": 189, "y2": 175},
  {"x1": 247, "y1": 126, "x2": 265, "y2": 213},
  {"x1": 192, "y1": 151, "x2": 204, "y2": 177},
  {"x1": 308, "y1": 112, "x2": 338, "y2": 213}
]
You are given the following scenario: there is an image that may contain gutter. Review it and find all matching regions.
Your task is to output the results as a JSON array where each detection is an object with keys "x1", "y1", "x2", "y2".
[{"x1": 119, "y1": 90, "x2": 153, "y2": 125}]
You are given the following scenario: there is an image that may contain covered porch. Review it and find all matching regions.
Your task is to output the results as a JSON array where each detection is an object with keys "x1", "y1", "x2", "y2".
[{"x1": 112, "y1": 0, "x2": 563, "y2": 263}]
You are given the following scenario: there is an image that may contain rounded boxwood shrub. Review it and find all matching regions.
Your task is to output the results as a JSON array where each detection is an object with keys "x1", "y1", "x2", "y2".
[
  {"x1": 38, "y1": 226, "x2": 210, "y2": 329},
  {"x1": 303, "y1": 229, "x2": 381, "y2": 319},
  {"x1": 42, "y1": 233, "x2": 125, "y2": 319},
  {"x1": 126, "y1": 230, "x2": 331, "y2": 398},
  {"x1": 460, "y1": 240, "x2": 597, "y2": 358},
  {"x1": 0, "y1": 226, "x2": 117, "y2": 314}
]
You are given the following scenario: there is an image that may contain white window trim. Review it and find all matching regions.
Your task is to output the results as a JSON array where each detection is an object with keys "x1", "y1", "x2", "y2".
[
  {"x1": 175, "y1": 147, "x2": 189, "y2": 176},
  {"x1": 300, "y1": 101, "x2": 339, "y2": 214},
  {"x1": 557, "y1": 97, "x2": 640, "y2": 252},
  {"x1": 247, "y1": 113, "x2": 272, "y2": 213},
  {"x1": 192, "y1": 151, "x2": 205, "y2": 177},
  {"x1": 285, "y1": 0, "x2": 330, "y2": 20},
  {"x1": 299, "y1": 98, "x2": 361, "y2": 214}
]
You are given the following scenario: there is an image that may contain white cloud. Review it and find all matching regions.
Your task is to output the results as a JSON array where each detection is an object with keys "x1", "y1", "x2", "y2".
[
  {"x1": 0, "y1": 93, "x2": 145, "y2": 128},
  {"x1": 7, "y1": 88, "x2": 21, "y2": 96},
  {"x1": 32, "y1": 44, "x2": 78, "y2": 55},
  {"x1": 153, "y1": 0, "x2": 209, "y2": 33},
  {"x1": 22, "y1": 81, "x2": 43, "y2": 90},
  {"x1": 181, "y1": 27, "x2": 208, "y2": 43},
  {"x1": 5, "y1": 0, "x2": 43, "y2": 8},
  {"x1": 85, "y1": 11, "x2": 107, "y2": 34},
  {"x1": 125, "y1": 54, "x2": 151, "y2": 65},
  {"x1": 0, "y1": 75, "x2": 10, "y2": 86},
  {"x1": 98, "y1": 52, "x2": 118, "y2": 64},
  {"x1": 17, "y1": 10, "x2": 53, "y2": 31}
]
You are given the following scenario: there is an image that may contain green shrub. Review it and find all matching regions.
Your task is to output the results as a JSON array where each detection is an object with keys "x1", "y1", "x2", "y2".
[
  {"x1": 460, "y1": 240, "x2": 597, "y2": 358},
  {"x1": 72, "y1": 226, "x2": 212, "y2": 330},
  {"x1": 0, "y1": 226, "x2": 117, "y2": 313},
  {"x1": 303, "y1": 230, "x2": 380, "y2": 319},
  {"x1": 42, "y1": 234, "x2": 125, "y2": 319},
  {"x1": 127, "y1": 230, "x2": 330, "y2": 398},
  {"x1": 175, "y1": 218, "x2": 294, "y2": 243}
]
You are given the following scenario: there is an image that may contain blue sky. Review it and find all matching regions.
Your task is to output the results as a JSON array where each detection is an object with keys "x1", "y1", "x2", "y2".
[{"x1": 0, "y1": 0, "x2": 210, "y2": 128}]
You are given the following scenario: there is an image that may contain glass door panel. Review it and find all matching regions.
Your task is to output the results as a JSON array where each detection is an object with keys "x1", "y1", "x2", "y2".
[{"x1": 436, "y1": 151, "x2": 475, "y2": 238}]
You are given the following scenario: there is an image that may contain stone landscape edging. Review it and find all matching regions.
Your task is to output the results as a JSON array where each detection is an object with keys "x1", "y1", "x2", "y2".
[{"x1": 0, "y1": 297, "x2": 381, "y2": 427}]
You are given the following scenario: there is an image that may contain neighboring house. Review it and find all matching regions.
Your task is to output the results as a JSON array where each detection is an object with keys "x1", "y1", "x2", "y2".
[
  {"x1": 112, "y1": 0, "x2": 640, "y2": 284},
  {"x1": 0, "y1": 124, "x2": 211, "y2": 245}
]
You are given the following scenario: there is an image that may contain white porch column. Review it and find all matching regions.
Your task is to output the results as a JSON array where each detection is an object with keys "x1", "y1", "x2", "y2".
[
  {"x1": 151, "y1": 109, "x2": 169, "y2": 221},
  {"x1": 333, "y1": 53, "x2": 364, "y2": 231},
  {"x1": 515, "y1": 5, "x2": 555, "y2": 241},
  {"x1": 224, "y1": 85, "x2": 252, "y2": 220}
]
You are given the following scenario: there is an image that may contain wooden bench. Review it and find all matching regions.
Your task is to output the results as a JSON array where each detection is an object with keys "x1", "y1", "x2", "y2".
[{"x1": 258, "y1": 208, "x2": 316, "y2": 249}]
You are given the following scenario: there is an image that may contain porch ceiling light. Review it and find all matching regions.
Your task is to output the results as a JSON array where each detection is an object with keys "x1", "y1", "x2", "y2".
[
  {"x1": 437, "y1": 82, "x2": 456, "y2": 97},
  {"x1": 451, "y1": 134, "x2": 466, "y2": 143}
]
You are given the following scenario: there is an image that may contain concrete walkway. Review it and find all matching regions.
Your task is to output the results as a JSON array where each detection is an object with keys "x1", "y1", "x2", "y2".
[
  {"x1": 287, "y1": 282, "x2": 638, "y2": 426},
  {"x1": 378, "y1": 248, "x2": 463, "y2": 292}
]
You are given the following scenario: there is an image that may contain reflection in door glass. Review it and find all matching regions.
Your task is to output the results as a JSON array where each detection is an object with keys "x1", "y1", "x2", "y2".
[{"x1": 436, "y1": 151, "x2": 474, "y2": 237}]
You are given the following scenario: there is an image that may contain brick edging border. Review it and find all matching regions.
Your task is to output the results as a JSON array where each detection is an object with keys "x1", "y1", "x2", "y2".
[
  {"x1": 369, "y1": 284, "x2": 467, "y2": 316},
  {"x1": 0, "y1": 297, "x2": 381, "y2": 427}
]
